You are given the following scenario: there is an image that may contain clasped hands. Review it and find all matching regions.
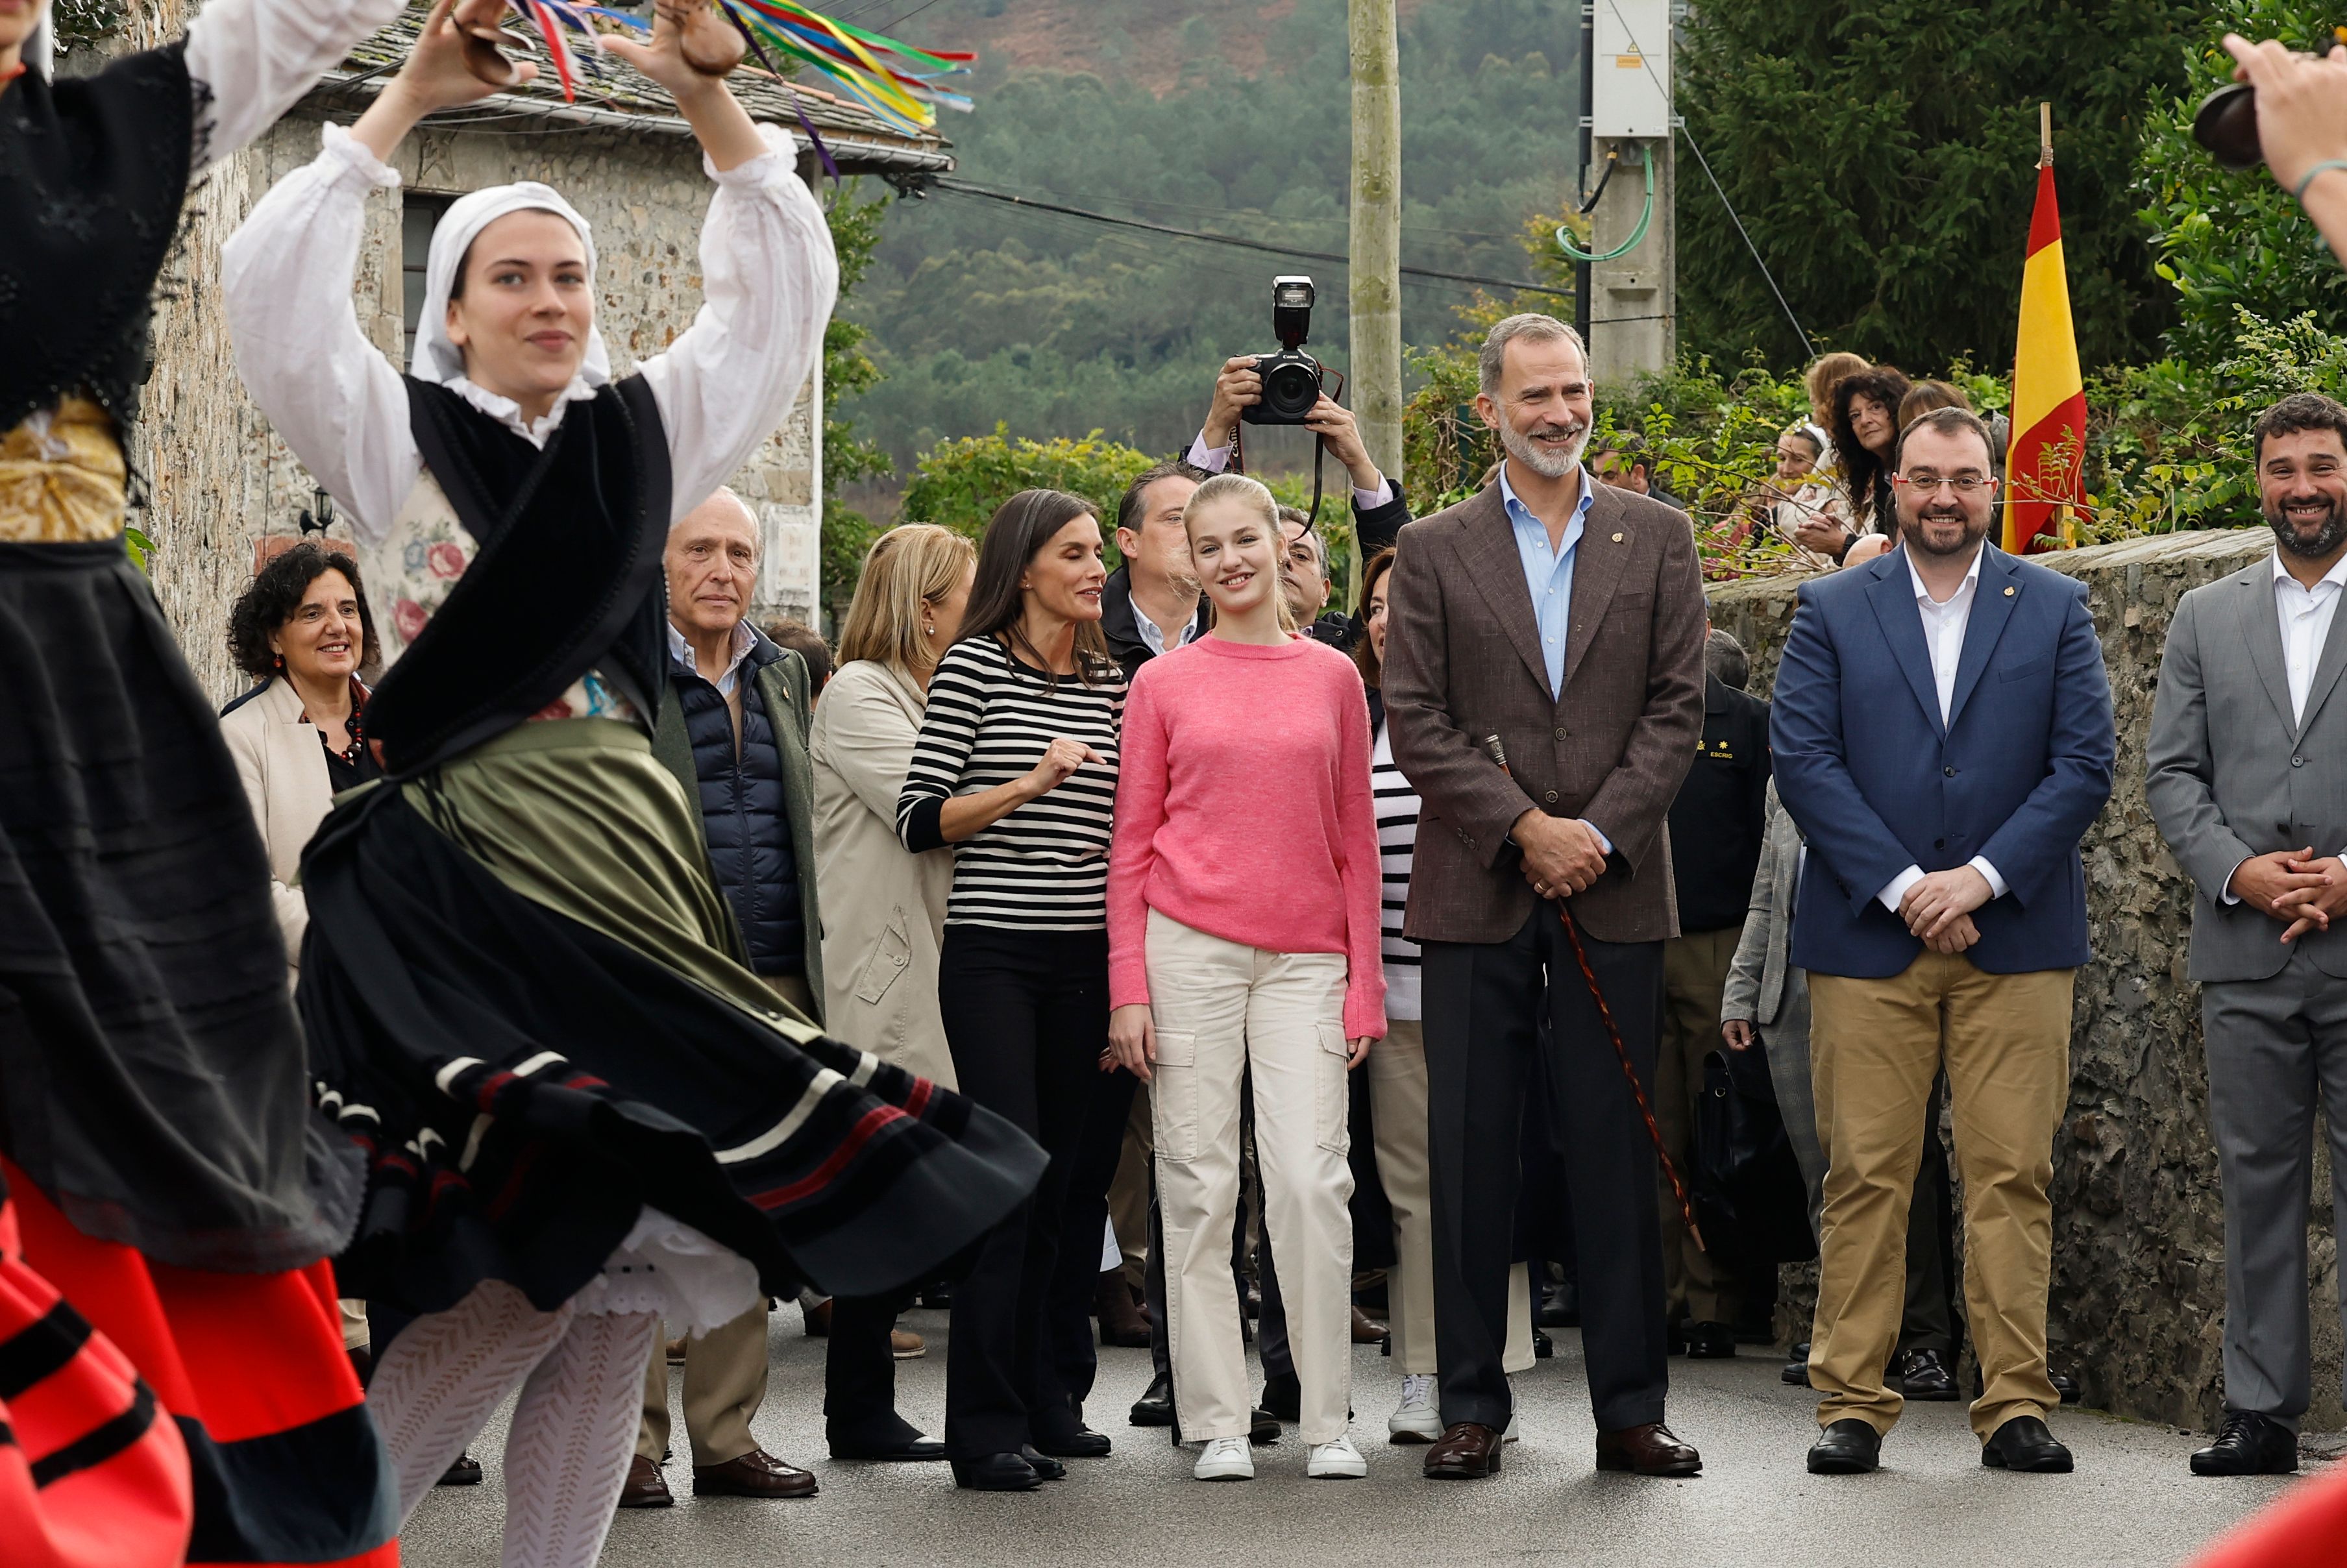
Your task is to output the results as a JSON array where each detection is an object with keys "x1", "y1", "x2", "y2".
[
  {"x1": 1898, "y1": 866, "x2": 1992, "y2": 954},
  {"x1": 1514, "y1": 809, "x2": 1607, "y2": 902},
  {"x1": 1103, "y1": 1005, "x2": 1371, "y2": 1080},
  {"x1": 2229, "y1": 848, "x2": 2347, "y2": 944}
]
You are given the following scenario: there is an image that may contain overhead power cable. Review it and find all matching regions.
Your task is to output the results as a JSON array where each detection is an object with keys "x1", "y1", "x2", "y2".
[{"x1": 929, "y1": 177, "x2": 1571, "y2": 299}]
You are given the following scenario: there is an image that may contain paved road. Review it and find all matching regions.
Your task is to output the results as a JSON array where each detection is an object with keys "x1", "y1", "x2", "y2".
[{"x1": 399, "y1": 1303, "x2": 2311, "y2": 1568}]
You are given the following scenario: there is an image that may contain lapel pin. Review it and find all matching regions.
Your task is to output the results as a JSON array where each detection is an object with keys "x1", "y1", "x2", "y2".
[
  {"x1": 1612, "y1": 532, "x2": 1624, "y2": 543},
  {"x1": 2004, "y1": 586, "x2": 2015, "y2": 596}
]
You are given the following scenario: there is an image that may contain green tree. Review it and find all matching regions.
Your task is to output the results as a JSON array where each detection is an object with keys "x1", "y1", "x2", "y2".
[
  {"x1": 2136, "y1": 2, "x2": 2347, "y2": 363},
  {"x1": 1677, "y1": 1, "x2": 2204, "y2": 373}
]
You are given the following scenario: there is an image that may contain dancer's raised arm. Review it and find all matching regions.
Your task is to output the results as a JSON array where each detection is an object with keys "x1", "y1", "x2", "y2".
[{"x1": 182, "y1": 0, "x2": 412, "y2": 168}]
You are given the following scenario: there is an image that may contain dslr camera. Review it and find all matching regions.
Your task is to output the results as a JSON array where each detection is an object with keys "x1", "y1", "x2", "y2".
[{"x1": 1242, "y1": 276, "x2": 1326, "y2": 426}]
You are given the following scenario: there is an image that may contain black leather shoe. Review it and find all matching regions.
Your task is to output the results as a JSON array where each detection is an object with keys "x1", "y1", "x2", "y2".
[
  {"x1": 829, "y1": 1436, "x2": 947, "y2": 1462},
  {"x1": 439, "y1": 1452, "x2": 484, "y2": 1487},
  {"x1": 1894, "y1": 1347, "x2": 1958, "y2": 1401},
  {"x1": 2191, "y1": 1411, "x2": 2298, "y2": 1476},
  {"x1": 2049, "y1": 1368, "x2": 2082, "y2": 1404},
  {"x1": 1684, "y1": 1321, "x2": 1736, "y2": 1360},
  {"x1": 1129, "y1": 1371, "x2": 1174, "y2": 1427},
  {"x1": 1259, "y1": 1375, "x2": 1301, "y2": 1423},
  {"x1": 1030, "y1": 1412, "x2": 1111, "y2": 1459},
  {"x1": 950, "y1": 1452, "x2": 1040, "y2": 1491},
  {"x1": 1016, "y1": 1445, "x2": 1066, "y2": 1480},
  {"x1": 1538, "y1": 1280, "x2": 1581, "y2": 1328},
  {"x1": 1781, "y1": 1342, "x2": 1812, "y2": 1387},
  {"x1": 1807, "y1": 1419, "x2": 1882, "y2": 1475},
  {"x1": 1981, "y1": 1415, "x2": 2072, "y2": 1473}
]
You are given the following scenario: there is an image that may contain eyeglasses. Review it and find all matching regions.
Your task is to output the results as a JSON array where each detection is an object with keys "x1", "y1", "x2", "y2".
[{"x1": 1895, "y1": 473, "x2": 1997, "y2": 496}]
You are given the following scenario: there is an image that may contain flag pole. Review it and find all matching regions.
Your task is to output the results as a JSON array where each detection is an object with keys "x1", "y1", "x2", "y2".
[{"x1": 2040, "y1": 101, "x2": 2053, "y2": 169}]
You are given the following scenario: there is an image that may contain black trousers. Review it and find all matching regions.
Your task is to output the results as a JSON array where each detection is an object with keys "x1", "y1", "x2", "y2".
[
  {"x1": 937, "y1": 925, "x2": 1118, "y2": 1458},
  {"x1": 824, "y1": 1291, "x2": 923, "y2": 1451},
  {"x1": 1423, "y1": 906, "x2": 1668, "y2": 1434},
  {"x1": 1049, "y1": 1053, "x2": 1140, "y2": 1416}
]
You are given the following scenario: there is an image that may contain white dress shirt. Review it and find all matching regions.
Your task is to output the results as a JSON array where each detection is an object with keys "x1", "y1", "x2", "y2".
[
  {"x1": 221, "y1": 121, "x2": 839, "y2": 546},
  {"x1": 1184, "y1": 431, "x2": 1395, "y2": 511},
  {"x1": 180, "y1": 0, "x2": 410, "y2": 173},
  {"x1": 2218, "y1": 550, "x2": 2347, "y2": 903},
  {"x1": 1876, "y1": 546, "x2": 2009, "y2": 913},
  {"x1": 1133, "y1": 613, "x2": 1198, "y2": 659},
  {"x1": 667, "y1": 620, "x2": 758, "y2": 699}
]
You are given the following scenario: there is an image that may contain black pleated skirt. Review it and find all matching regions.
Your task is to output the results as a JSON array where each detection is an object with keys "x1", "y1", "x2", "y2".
[{"x1": 0, "y1": 538, "x2": 360, "y2": 1273}]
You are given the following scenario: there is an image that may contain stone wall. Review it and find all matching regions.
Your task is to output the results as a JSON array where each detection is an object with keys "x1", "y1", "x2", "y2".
[
  {"x1": 139, "y1": 110, "x2": 820, "y2": 704},
  {"x1": 1708, "y1": 527, "x2": 2342, "y2": 1432}
]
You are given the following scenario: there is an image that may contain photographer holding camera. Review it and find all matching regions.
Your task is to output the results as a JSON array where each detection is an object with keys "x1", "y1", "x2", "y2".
[
  {"x1": 1191, "y1": 359, "x2": 1412, "y2": 575},
  {"x1": 2220, "y1": 34, "x2": 2347, "y2": 253}
]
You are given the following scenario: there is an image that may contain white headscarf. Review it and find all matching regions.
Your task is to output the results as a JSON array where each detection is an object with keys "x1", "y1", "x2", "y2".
[{"x1": 410, "y1": 181, "x2": 611, "y2": 389}]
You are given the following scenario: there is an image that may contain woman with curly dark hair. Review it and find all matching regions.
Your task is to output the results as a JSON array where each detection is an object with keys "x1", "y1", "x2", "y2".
[
  {"x1": 1827, "y1": 367, "x2": 1914, "y2": 558},
  {"x1": 221, "y1": 544, "x2": 383, "y2": 888}
]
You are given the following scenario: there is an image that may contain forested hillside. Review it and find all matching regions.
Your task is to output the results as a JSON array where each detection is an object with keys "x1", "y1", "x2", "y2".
[{"x1": 837, "y1": 0, "x2": 1583, "y2": 471}]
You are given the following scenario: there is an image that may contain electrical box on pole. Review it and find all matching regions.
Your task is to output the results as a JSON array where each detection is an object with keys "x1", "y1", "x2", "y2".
[{"x1": 1578, "y1": 0, "x2": 1675, "y2": 389}]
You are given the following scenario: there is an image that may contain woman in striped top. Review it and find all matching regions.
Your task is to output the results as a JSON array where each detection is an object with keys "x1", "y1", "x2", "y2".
[
  {"x1": 1354, "y1": 548, "x2": 1536, "y2": 1447},
  {"x1": 895, "y1": 489, "x2": 1131, "y2": 1491}
]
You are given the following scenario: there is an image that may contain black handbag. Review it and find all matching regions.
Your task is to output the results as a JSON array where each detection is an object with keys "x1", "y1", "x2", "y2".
[{"x1": 1693, "y1": 1039, "x2": 1815, "y2": 1266}]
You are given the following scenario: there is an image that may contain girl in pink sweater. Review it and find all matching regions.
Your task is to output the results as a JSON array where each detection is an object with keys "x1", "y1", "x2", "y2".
[{"x1": 1105, "y1": 472, "x2": 1384, "y2": 1483}]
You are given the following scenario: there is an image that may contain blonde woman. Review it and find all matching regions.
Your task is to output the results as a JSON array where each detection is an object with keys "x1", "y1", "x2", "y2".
[
  {"x1": 1107, "y1": 472, "x2": 1384, "y2": 1482},
  {"x1": 809, "y1": 524, "x2": 976, "y2": 1462}
]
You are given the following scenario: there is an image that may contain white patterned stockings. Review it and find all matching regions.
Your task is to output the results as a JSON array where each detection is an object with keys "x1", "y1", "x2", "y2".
[{"x1": 367, "y1": 1280, "x2": 660, "y2": 1568}]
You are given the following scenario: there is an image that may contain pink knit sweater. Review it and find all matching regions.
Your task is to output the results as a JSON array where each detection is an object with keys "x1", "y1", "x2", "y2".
[{"x1": 1107, "y1": 635, "x2": 1387, "y2": 1039}]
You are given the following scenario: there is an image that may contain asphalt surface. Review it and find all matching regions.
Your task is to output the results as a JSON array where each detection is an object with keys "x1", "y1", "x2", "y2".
[{"x1": 397, "y1": 1303, "x2": 2312, "y2": 1568}]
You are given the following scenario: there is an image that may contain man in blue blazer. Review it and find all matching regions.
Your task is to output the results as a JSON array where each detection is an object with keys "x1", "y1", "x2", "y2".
[{"x1": 1770, "y1": 408, "x2": 2114, "y2": 1477}]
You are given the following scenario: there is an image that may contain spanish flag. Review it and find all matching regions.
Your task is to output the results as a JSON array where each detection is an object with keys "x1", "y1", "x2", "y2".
[{"x1": 2005, "y1": 149, "x2": 2088, "y2": 554}]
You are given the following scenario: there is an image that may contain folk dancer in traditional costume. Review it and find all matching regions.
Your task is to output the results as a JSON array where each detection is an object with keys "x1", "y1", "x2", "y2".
[
  {"x1": 221, "y1": 2, "x2": 1044, "y2": 1563},
  {"x1": 0, "y1": 0, "x2": 419, "y2": 1562}
]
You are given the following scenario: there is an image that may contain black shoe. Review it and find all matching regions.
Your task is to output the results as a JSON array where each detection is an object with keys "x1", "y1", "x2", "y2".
[
  {"x1": 1532, "y1": 1327, "x2": 1554, "y2": 1359},
  {"x1": 1259, "y1": 1375, "x2": 1301, "y2": 1423},
  {"x1": 1893, "y1": 1347, "x2": 1958, "y2": 1401},
  {"x1": 1538, "y1": 1281, "x2": 1581, "y2": 1328},
  {"x1": 1030, "y1": 1412, "x2": 1111, "y2": 1459},
  {"x1": 1684, "y1": 1321, "x2": 1736, "y2": 1360},
  {"x1": 830, "y1": 1436, "x2": 947, "y2": 1462},
  {"x1": 1782, "y1": 1342, "x2": 1812, "y2": 1387},
  {"x1": 438, "y1": 1452, "x2": 483, "y2": 1487},
  {"x1": 2191, "y1": 1411, "x2": 2298, "y2": 1476},
  {"x1": 1016, "y1": 1445, "x2": 1066, "y2": 1480},
  {"x1": 2049, "y1": 1368, "x2": 2082, "y2": 1404},
  {"x1": 1807, "y1": 1419, "x2": 1882, "y2": 1475},
  {"x1": 1981, "y1": 1415, "x2": 2072, "y2": 1473},
  {"x1": 1129, "y1": 1371, "x2": 1174, "y2": 1427},
  {"x1": 950, "y1": 1452, "x2": 1041, "y2": 1491},
  {"x1": 918, "y1": 1284, "x2": 953, "y2": 1310}
]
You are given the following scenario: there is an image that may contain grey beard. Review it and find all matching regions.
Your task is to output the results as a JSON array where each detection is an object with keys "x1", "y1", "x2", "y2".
[
  {"x1": 2268, "y1": 501, "x2": 2347, "y2": 559},
  {"x1": 1498, "y1": 417, "x2": 1590, "y2": 480}
]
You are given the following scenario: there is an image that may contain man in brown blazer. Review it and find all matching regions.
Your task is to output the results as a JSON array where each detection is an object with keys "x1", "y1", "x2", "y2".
[{"x1": 1385, "y1": 313, "x2": 1708, "y2": 1480}]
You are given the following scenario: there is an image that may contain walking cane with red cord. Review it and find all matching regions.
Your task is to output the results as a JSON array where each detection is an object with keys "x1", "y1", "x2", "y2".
[{"x1": 1479, "y1": 733, "x2": 1706, "y2": 1253}]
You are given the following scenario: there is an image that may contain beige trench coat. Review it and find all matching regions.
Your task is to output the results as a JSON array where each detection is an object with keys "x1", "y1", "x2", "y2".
[
  {"x1": 810, "y1": 659, "x2": 958, "y2": 1088},
  {"x1": 217, "y1": 676, "x2": 338, "y2": 981}
]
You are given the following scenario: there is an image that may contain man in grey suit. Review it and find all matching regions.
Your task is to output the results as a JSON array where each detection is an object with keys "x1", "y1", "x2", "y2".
[{"x1": 2146, "y1": 391, "x2": 2347, "y2": 1479}]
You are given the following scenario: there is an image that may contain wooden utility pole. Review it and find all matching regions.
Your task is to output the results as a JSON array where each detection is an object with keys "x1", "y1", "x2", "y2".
[{"x1": 1348, "y1": 0, "x2": 1403, "y2": 499}]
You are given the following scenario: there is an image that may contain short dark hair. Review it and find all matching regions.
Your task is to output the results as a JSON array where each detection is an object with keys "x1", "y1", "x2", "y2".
[
  {"x1": 1591, "y1": 432, "x2": 1652, "y2": 474},
  {"x1": 763, "y1": 619, "x2": 833, "y2": 692},
  {"x1": 226, "y1": 542, "x2": 379, "y2": 681},
  {"x1": 2253, "y1": 392, "x2": 2347, "y2": 468},
  {"x1": 1277, "y1": 505, "x2": 1325, "y2": 572},
  {"x1": 1115, "y1": 459, "x2": 1206, "y2": 539},
  {"x1": 1705, "y1": 627, "x2": 1750, "y2": 692},
  {"x1": 1893, "y1": 406, "x2": 1997, "y2": 471}
]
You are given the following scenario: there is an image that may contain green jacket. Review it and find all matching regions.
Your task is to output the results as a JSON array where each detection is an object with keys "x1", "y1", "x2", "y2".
[{"x1": 652, "y1": 639, "x2": 825, "y2": 1025}]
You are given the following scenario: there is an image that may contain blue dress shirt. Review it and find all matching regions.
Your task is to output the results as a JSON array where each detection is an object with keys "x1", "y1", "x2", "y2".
[{"x1": 1498, "y1": 460, "x2": 1594, "y2": 700}]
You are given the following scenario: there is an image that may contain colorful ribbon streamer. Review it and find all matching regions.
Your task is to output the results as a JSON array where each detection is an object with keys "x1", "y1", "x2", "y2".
[{"x1": 500, "y1": 0, "x2": 970, "y2": 132}]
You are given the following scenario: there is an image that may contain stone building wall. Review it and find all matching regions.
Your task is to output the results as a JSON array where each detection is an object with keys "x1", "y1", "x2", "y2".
[
  {"x1": 1708, "y1": 527, "x2": 2342, "y2": 1432},
  {"x1": 138, "y1": 108, "x2": 820, "y2": 704}
]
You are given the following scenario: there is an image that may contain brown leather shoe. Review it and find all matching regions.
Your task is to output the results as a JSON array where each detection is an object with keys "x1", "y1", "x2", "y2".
[
  {"x1": 665, "y1": 1336, "x2": 688, "y2": 1366},
  {"x1": 1595, "y1": 1421, "x2": 1702, "y2": 1476},
  {"x1": 615, "y1": 1454, "x2": 672, "y2": 1509},
  {"x1": 1095, "y1": 1269, "x2": 1151, "y2": 1348},
  {"x1": 692, "y1": 1449, "x2": 819, "y2": 1499},
  {"x1": 890, "y1": 1329, "x2": 926, "y2": 1360},
  {"x1": 1423, "y1": 1421, "x2": 1503, "y2": 1479},
  {"x1": 1351, "y1": 1305, "x2": 1390, "y2": 1344}
]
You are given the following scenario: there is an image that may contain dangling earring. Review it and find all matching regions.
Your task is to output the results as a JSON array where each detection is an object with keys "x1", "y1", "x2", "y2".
[{"x1": 274, "y1": 653, "x2": 284, "y2": 669}]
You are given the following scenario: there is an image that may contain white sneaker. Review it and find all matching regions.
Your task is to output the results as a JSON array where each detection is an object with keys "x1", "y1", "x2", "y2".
[
  {"x1": 1306, "y1": 1434, "x2": 1368, "y2": 1478},
  {"x1": 1388, "y1": 1375, "x2": 1442, "y2": 1443},
  {"x1": 1194, "y1": 1436, "x2": 1254, "y2": 1481}
]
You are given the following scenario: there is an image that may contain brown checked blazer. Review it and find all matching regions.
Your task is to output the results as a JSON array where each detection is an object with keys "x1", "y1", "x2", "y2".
[{"x1": 1383, "y1": 476, "x2": 1708, "y2": 946}]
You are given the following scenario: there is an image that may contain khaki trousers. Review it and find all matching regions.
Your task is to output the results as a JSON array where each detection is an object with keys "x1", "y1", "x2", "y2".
[
  {"x1": 1147, "y1": 910, "x2": 1355, "y2": 1445},
  {"x1": 1656, "y1": 926, "x2": 1745, "y2": 1326},
  {"x1": 638, "y1": 1303, "x2": 770, "y2": 1467},
  {"x1": 1366, "y1": 1019, "x2": 1533, "y2": 1377},
  {"x1": 1808, "y1": 953, "x2": 2072, "y2": 1440}
]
